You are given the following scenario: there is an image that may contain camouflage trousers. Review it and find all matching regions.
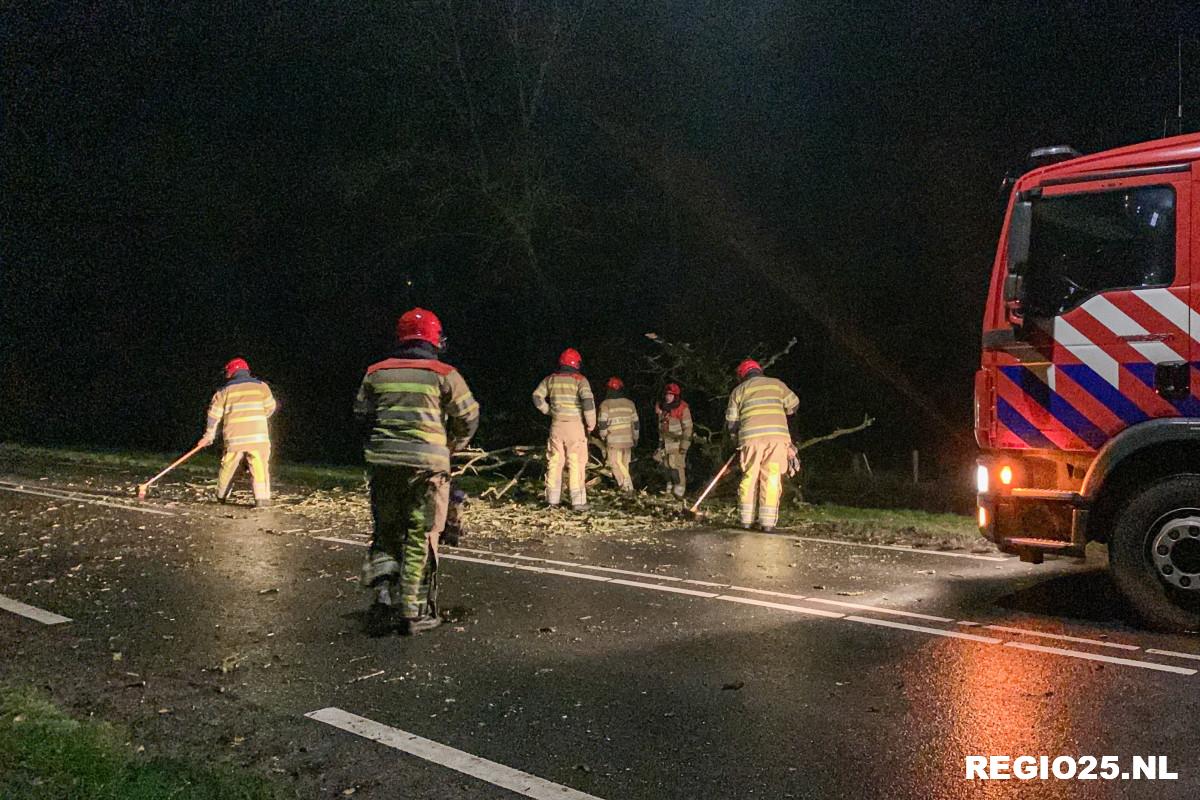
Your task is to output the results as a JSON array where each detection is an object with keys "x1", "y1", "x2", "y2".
[{"x1": 362, "y1": 467, "x2": 449, "y2": 618}]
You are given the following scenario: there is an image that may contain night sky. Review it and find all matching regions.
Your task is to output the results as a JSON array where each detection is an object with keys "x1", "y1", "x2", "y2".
[{"x1": 4, "y1": 1, "x2": 1199, "y2": 473}]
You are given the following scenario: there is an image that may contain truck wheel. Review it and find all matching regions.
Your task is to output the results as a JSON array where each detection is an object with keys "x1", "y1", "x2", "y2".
[{"x1": 1110, "y1": 475, "x2": 1200, "y2": 632}]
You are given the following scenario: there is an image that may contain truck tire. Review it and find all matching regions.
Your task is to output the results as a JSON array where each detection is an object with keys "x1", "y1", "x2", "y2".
[{"x1": 1109, "y1": 474, "x2": 1200, "y2": 632}]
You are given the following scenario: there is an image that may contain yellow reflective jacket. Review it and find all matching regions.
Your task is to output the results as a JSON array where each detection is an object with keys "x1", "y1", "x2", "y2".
[
  {"x1": 354, "y1": 357, "x2": 480, "y2": 472},
  {"x1": 205, "y1": 375, "x2": 276, "y2": 450},
  {"x1": 532, "y1": 370, "x2": 596, "y2": 431},
  {"x1": 598, "y1": 396, "x2": 639, "y2": 448},
  {"x1": 725, "y1": 375, "x2": 799, "y2": 445}
]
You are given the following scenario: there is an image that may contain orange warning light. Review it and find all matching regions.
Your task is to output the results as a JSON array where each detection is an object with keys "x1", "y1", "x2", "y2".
[
  {"x1": 978, "y1": 506, "x2": 988, "y2": 528},
  {"x1": 999, "y1": 465, "x2": 1013, "y2": 486}
]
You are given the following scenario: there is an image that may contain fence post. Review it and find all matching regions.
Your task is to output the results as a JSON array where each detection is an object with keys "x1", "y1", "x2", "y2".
[{"x1": 911, "y1": 449, "x2": 919, "y2": 485}]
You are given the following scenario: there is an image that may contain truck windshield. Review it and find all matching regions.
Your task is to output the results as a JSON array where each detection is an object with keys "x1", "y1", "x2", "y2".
[{"x1": 1021, "y1": 185, "x2": 1175, "y2": 316}]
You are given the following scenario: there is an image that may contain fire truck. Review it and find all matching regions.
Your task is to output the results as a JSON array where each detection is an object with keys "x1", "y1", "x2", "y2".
[{"x1": 977, "y1": 132, "x2": 1200, "y2": 630}]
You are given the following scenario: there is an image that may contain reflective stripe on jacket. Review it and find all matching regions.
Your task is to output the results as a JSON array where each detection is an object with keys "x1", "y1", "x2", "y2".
[
  {"x1": 355, "y1": 358, "x2": 480, "y2": 471},
  {"x1": 532, "y1": 372, "x2": 596, "y2": 430},
  {"x1": 725, "y1": 375, "x2": 799, "y2": 445},
  {"x1": 205, "y1": 375, "x2": 276, "y2": 449},
  {"x1": 598, "y1": 397, "x2": 639, "y2": 448}
]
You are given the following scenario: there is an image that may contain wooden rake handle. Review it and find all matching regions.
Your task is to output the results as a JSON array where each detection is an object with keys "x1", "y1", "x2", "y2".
[{"x1": 689, "y1": 454, "x2": 737, "y2": 514}]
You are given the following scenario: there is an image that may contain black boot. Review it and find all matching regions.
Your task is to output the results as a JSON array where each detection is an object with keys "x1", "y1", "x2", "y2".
[
  {"x1": 401, "y1": 614, "x2": 443, "y2": 636},
  {"x1": 365, "y1": 582, "x2": 396, "y2": 637}
]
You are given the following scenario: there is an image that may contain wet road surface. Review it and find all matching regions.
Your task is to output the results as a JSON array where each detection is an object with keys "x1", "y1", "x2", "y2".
[{"x1": 3, "y1": 475, "x2": 1200, "y2": 799}]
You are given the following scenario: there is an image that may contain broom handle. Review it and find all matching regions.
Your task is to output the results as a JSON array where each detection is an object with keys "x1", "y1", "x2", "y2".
[
  {"x1": 145, "y1": 444, "x2": 206, "y2": 488},
  {"x1": 689, "y1": 454, "x2": 737, "y2": 513}
]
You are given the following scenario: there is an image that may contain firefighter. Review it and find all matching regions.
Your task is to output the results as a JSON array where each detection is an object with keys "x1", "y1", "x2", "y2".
[
  {"x1": 725, "y1": 359, "x2": 799, "y2": 532},
  {"x1": 197, "y1": 358, "x2": 277, "y2": 507},
  {"x1": 655, "y1": 382, "x2": 692, "y2": 498},
  {"x1": 532, "y1": 348, "x2": 596, "y2": 511},
  {"x1": 597, "y1": 376, "x2": 639, "y2": 492},
  {"x1": 355, "y1": 308, "x2": 479, "y2": 636}
]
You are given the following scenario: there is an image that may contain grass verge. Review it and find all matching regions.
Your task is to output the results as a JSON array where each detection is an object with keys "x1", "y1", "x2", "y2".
[{"x1": 0, "y1": 687, "x2": 281, "y2": 800}]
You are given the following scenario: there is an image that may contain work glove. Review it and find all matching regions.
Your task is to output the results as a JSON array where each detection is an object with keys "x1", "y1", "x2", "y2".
[
  {"x1": 197, "y1": 436, "x2": 214, "y2": 449},
  {"x1": 787, "y1": 444, "x2": 801, "y2": 477}
]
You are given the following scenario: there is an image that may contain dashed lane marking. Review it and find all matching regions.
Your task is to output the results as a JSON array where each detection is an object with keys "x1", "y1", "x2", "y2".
[
  {"x1": 1004, "y1": 642, "x2": 1197, "y2": 676},
  {"x1": 1146, "y1": 648, "x2": 1200, "y2": 662},
  {"x1": 306, "y1": 707, "x2": 606, "y2": 800},
  {"x1": 0, "y1": 482, "x2": 176, "y2": 517},
  {"x1": 315, "y1": 537, "x2": 1187, "y2": 676},
  {"x1": 984, "y1": 624, "x2": 1141, "y2": 651},
  {"x1": 0, "y1": 594, "x2": 72, "y2": 625}
]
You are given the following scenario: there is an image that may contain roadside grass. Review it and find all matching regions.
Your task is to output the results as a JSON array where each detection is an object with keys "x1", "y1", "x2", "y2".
[
  {"x1": 0, "y1": 687, "x2": 281, "y2": 800},
  {"x1": 788, "y1": 503, "x2": 976, "y2": 537}
]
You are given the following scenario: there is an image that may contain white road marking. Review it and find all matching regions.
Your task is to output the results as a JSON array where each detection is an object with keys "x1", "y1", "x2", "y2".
[
  {"x1": 453, "y1": 547, "x2": 685, "y2": 581},
  {"x1": 984, "y1": 624, "x2": 1140, "y2": 651},
  {"x1": 317, "y1": 536, "x2": 369, "y2": 547},
  {"x1": 716, "y1": 594, "x2": 844, "y2": 618},
  {"x1": 0, "y1": 482, "x2": 176, "y2": 517},
  {"x1": 607, "y1": 578, "x2": 718, "y2": 598},
  {"x1": 306, "y1": 707, "x2": 605, "y2": 800},
  {"x1": 801, "y1": 597, "x2": 954, "y2": 623},
  {"x1": 0, "y1": 595, "x2": 72, "y2": 625},
  {"x1": 844, "y1": 615, "x2": 1003, "y2": 644},
  {"x1": 785, "y1": 535, "x2": 1009, "y2": 562},
  {"x1": 1145, "y1": 648, "x2": 1200, "y2": 662},
  {"x1": 1004, "y1": 642, "x2": 1196, "y2": 675},
  {"x1": 314, "y1": 537, "x2": 1188, "y2": 676}
]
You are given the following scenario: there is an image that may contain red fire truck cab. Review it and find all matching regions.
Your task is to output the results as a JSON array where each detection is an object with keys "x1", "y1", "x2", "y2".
[{"x1": 977, "y1": 132, "x2": 1200, "y2": 630}]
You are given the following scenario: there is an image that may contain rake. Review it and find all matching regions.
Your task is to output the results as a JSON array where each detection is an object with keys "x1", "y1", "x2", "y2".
[
  {"x1": 137, "y1": 443, "x2": 207, "y2": 500},
  {"x1": 687, "y1": 454, "x2": 737, "y2": 519}
]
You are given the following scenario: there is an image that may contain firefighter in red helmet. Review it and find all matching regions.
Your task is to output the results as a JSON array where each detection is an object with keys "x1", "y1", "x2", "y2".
[
  {"x1": 655, "y1": 382, "x2": 692, "y2": 499},
  {"x1": 197, "y1": 358, "x2": 277, "y2": 507},
  {"x1": 532, "y1": 348, "x2": 596, "y2": 510},
  {"x1": 597, "y1": 376, "x2": 639, "y2": 492},
  {"x1": 355, "y1": 308, "x2": 479, "y2": 635},
  {"x1": 726, "y1": 359, "x2": 799, "y2": 532}
]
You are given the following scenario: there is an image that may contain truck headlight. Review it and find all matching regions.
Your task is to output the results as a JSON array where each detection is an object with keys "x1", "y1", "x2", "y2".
[{"x1": 976, "y1": 465, "x2": 989, "y2": 494}]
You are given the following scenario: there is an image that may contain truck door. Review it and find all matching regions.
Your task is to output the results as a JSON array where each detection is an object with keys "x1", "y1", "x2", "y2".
[{"x1": 1006, "y1": 172, "x2": 1191, "y2": 452}]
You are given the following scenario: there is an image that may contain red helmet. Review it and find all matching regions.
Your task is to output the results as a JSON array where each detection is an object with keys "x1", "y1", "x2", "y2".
[
  {"x1": 224, "y1": 358, "x2": 250, "y2": 379},
  {"x1": 736, "y1": 359, "x2": 762, "y2": 380},
  {"x1": 559, "y1": 348, "x2": 582, "y2": 369},
  {"x1": 606, "y1": 376, "x2": 624, "y2": 391},
  {"x1": 397, "y1": 308, "x2": 443, "y2": 346},
  {"x1": 664, "y1": 382, "x2": 681, "y2": 397}
]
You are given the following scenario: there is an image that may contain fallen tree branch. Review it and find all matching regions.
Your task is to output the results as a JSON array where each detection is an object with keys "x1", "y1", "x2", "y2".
[{"x1": 795, "y1": 415, "x2": 874, "y2": 451}]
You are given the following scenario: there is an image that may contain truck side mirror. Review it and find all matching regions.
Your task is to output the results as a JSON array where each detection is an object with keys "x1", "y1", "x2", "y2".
[{"x1": 1004, "y1": 201, "x2": 1032, "y2": 328}]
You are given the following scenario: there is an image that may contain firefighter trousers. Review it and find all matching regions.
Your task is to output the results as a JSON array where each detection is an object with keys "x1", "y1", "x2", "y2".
[
  {"x1": 738, "y1": 438, "x2": 789, "y2": 528},
  {"x1": 606, "y1": 446, "x2": 634, "y2": 492},
  {"x1": 546, "y1": 421, "x2": 588, "y2": 507},
  {"x1": 362, "y1": 467, "x2": 449, "y2": 619},
  {"x1": 664, "y1": 451, "x2": 687, "y2": 498},
  {"x1": 217, "y1": 445, "x2": 271, "y2": 502}
]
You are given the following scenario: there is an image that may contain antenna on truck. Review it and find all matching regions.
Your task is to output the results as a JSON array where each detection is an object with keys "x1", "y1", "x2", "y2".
[{"x1": 1179, "y1": 34, "x2": 1184, "y2": 135}]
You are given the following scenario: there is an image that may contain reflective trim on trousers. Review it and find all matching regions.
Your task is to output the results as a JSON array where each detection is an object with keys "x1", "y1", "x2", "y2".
[{"x1": 217, "y1": 448, "x2": 271, "y2": 501}]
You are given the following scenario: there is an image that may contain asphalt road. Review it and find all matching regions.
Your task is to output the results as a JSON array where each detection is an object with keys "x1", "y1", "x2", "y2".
[{"x1": 3, "y1": 474, "x2": 1200, "y2": 799}]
